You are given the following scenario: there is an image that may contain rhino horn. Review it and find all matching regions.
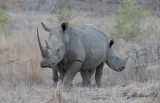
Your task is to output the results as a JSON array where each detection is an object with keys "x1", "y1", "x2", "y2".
[
  {"x1": 45, "y1": 40, "x2": 52, "y2": 49},
  {"x1": 37, "y1": 29, "x2": 47, "y2": 57},
  {"x1": 41, "y1": 22, "x2": 52, "y2": 32},
  {"x1": 124, "y1": 56, "x2": 129, "y2": 62}
]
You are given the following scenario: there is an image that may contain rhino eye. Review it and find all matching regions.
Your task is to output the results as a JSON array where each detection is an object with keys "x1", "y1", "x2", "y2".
[
  {"x1": 116, "y1": 58, "x2": 118, "y2": 60},
  {"x1": 57, "y1": 48, "x2": 60, "y2": 52}
]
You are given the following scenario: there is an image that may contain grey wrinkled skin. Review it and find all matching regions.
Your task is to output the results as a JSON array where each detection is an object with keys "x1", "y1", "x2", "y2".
[
  {"x1": 52, "y1": 40, "x2": 129, "y2": 86},
  {"x1": 37, "y1": 22, "x2": 129, "y2": 90}
]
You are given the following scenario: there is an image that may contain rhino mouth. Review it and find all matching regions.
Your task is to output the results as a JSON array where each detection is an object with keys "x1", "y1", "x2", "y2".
[
  {"x1": 40, "y1": 62, "x2": 55, "y2": 68},
  {"x1": 49, "y1": 63, "x2": 55, "y2": 68},
  {"x1": 111, "y1": 67, "x2": 125, "y2": 72},
  {"x1": 119, "y1": 67, "x2": 125, "y2": 71},
  {"x1": 116, "y1": 67, "x2": 125, "y2": 72}
]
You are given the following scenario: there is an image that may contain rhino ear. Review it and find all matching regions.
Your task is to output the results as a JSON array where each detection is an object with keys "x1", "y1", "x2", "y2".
[
  {"x1": 61, "y1": 22, "x2": 68, "y2": 32},
  {"x1": 109, "y1": 39, "x2": 114, "y2": 48},
  {"x1": 41, "y1": 22, "x2": 52, "y2": 32}
]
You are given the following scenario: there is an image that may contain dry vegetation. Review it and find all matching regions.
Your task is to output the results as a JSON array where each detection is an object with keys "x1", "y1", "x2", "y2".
[{"x1": 0, "y1": 0, "x2": 160, "y2": 103}]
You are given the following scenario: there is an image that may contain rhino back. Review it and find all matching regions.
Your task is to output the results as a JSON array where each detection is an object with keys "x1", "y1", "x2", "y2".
[
  {"x1": 64, "y1": 25, "x2": 108, "y2": 70},
  {"x1": 77, "y1": 26, "x2": 108, "y2": 69}
]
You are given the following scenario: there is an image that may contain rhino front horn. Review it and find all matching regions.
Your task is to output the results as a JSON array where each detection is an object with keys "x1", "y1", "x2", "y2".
[{"x1": 37, "y1": 28, "x2": 47, "y2": 57}]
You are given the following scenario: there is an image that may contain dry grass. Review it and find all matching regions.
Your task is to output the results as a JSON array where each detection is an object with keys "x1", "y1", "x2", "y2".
[{"x1": 0, "y1": 12, "x2": 160, "y2": 103}]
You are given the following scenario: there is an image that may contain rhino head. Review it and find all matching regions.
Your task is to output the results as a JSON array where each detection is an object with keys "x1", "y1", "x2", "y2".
[
  {"x1": 37, "y1": 22, "x2": 67, "y2": 68},
  {"x1": 106, "y1": 40, "x2": 129, "y2": 72}
]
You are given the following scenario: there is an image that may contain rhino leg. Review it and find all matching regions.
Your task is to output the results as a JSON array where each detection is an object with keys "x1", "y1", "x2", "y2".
[
  {"x1": 80, "y1": 71, "x2": 90, "y2": 86},
  {"x1": 95, "y1": 63, "x2": 104, "y2": 87},
  {"x1": 63, "y1": 61, "x2": 82, "y2": 90},
  {"x1": 52, "y1": 68, "x2": 58, "y2": 85},
  {"x1": 88, "y1": 68, "x2": 96, "y2": 83},
  {"x1": 56, "y1": 66, "x2": 66, "y2": 82},
  {"x1": 80, "y1": 68, "x2": 96, "y2": 87}
]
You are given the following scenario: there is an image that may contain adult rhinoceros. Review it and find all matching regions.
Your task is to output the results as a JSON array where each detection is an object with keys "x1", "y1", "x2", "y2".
[{"x1": 37, "y1": 22, "x2": 128, "y2": 89}]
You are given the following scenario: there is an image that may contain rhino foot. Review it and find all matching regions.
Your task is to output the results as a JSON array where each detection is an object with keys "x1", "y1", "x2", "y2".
[
  {"x1": 52, "y1": 77, "x2": 58, "y2": 87},
  {"x1": 53, "y1": 82, "x2": 57, "y2": 87},
  {"x1": 95, "y1": 63, "x2": 104, "y2": 87},
  {"x1": 82, "y1": 80, "x2": 91, "y2": 87},
  {"x1": 63, "y1": 82, "x2": 72, "y2": 91},
  {"x1": 52, "y1": 68, "x2": 58, "y2": 87}
]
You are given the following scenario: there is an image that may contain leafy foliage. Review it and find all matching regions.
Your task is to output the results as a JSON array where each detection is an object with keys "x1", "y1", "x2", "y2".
[
  {"x1": 0, "y1": 8, "x2": 10, "y2": 24},
  {"x1": 55, "y1": 6, "x2": 76, "y2": 23},
  {"x1": 54, "y1": 0, "x2": 77, "y2": 23},
  {"x1": 0, "y1": 8, "x2": 10, "y2": 34},
  {"x1": 113, "y1": 0, "x2": 149, "y2": 40}
]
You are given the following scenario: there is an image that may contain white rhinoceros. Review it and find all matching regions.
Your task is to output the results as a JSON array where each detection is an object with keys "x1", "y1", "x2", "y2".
[{"x1": 37, "y1": 22, "x2": 129, "y2": 89}]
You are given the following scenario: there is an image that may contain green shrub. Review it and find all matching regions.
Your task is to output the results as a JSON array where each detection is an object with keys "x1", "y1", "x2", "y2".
[
  {"x1": 0, "y1": 8, "x2": 10, "y2": 24},
  {"x1": 112, "y1": 0, "x2": 149, "y2": 40},
  {"x1": 54, "y1": 0, "x2": 77, "y2": 23},
  {"x1": 56, "y1": 7, "x2": 76, "y2": 23},
  {"x1": 0, "y1": 8, "x2": 10, "y2": 34},
  {"x1": 55, "y1": 4, "x2": 77, "y2": 23}
]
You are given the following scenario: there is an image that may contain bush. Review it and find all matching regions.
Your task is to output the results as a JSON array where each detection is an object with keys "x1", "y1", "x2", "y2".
[
  {"x1": 0, "y1": 8, "x2": 10, "y2": 24},
  {"x1": 55, "y1": 7, "x2": 76, "y2": 23},
  {"x1": 54, "y1": 0, "x2": 77, "y2": 23},
  {"x1": 112, "y1": 0, "x2": 149, "y2": 40},
  {"x1": 0, "y1": 8, "x2": 10, "y2": 34}
]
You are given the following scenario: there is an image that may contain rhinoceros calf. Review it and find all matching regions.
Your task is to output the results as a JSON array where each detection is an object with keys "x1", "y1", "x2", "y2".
[{"x1": 37, "y1": 22, "x2": 128, "y2": 89}]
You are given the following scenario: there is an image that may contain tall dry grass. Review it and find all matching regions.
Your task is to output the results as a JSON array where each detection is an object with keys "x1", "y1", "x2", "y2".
[{"x1": 0, "y1": 13, "x2": 55, "y2": 87}]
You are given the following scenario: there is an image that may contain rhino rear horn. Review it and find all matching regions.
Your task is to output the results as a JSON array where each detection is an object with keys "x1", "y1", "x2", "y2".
[
  {"x1": 45, "y1": 40, "x2": 52, "y2": 49},
  {"x1": 125, "y1": 56, "x2": 129, "y2": 62},
  {"x1": 41, "y1": 22, "x2": 52, "y2": 32},
  {"x1": 61, "y1": 22, "x2": 68, "y2": 32}
]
